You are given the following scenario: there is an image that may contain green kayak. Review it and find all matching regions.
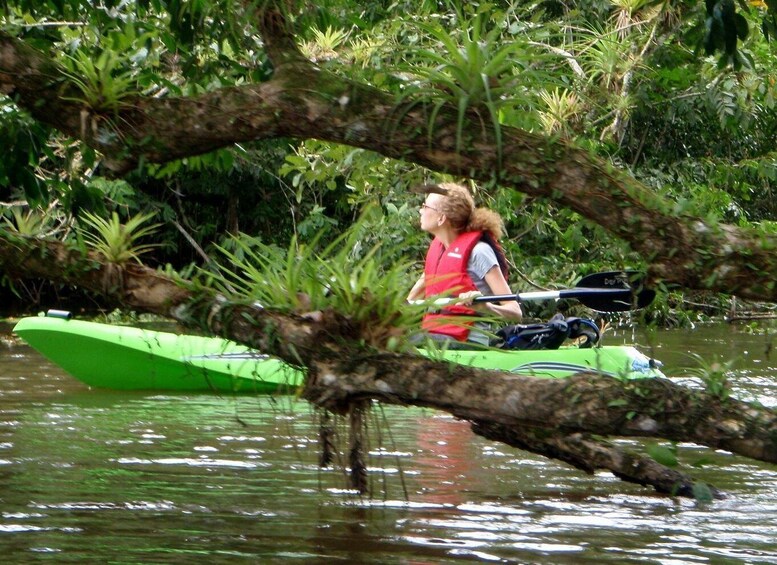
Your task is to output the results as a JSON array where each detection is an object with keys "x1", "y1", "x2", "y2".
[{"x1": 13, "y1": 313, "x2": 664, "y2": 393}]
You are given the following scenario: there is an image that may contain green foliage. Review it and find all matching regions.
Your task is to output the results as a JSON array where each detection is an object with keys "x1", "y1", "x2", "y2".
[
  {"x1": 644, "y1": 441, "x2": 716, "y2": 501},
  {"x1": 61, "y1": 49, "x2": 138, "y2": 112},
  {"x1": 86, "y1": 178, "x2": 143, "y2": 210},
  {"x1": 1, "y1": 206, "x2": 58, "y2": 237},
  {"x1": 397, "y1": 6, "x2": 554, "y2": 156},
  {"x1": 577, "y1": 22, "x2": 635, "y2": 89},
  {"x1": 538, "y1": 89, "x2": 582, "y2": 136},
  {"x1": 277, "y1": 140, "x2": 426, "y2": 258},
  {"x1": 691, "y1": 481, "x2": 715, "y2": 503},
  {"x1": 0, "y1": 101, "x2": 52, "y2": 205},
  {"x1": 299, "y1": 26, "x2": 350, "y2": 61},
  {"x1": 644, "y1": 441, "x2": 714, "y2": 501},
  {"x1": 646, "y1": 442, "x2": 678, "y2": 467},
  {"x1": 679, "y1": 352, "x2": 735, "y2": 400},
  {"x1": 209, "y1": 219, "x2": 423, "y2": 349},
  {"x1": 77, "y1": 211, "x2": 161, "y2": 264}
]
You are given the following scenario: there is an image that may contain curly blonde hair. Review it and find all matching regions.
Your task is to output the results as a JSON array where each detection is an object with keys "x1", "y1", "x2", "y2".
[{"x1": 419, "y1": 182, "x2": 504, "y2": 240}]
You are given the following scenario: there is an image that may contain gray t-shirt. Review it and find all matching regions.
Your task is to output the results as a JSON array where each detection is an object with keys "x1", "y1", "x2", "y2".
[
  {"x1": 467, "y1": 241, "x2": 500, "y2": 294},
  {"x1": 466, "y1": 242, "x2": 501, "y2": 345}
]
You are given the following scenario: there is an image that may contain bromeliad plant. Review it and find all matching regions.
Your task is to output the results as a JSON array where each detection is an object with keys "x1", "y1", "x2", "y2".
[
  {"x1": 2, "y1": 206, "x2": 60, "y2": 238},
  {"x1": 78, "y1": 211, "x2": 161, "y2": 264},
  {"x1": 538, "y1": 88, "x2": 582, "y2": 136},
  {"x1": 397, "y1": 8, "x2": 552, "y2": 160},
  {"x1": 299, "y1": 26, "x2": 350, "y2": 62},
  {"x1": 60, "y1": 49, "x2": 138, "y2": 113},
  {"x1": 210, "y1": 226, "x2": 423, "y2": 350}
]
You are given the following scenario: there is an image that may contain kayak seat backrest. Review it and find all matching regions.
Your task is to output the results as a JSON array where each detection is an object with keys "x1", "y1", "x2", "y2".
[{"x1": 566, "y1": 317, "x2": 601, "y2": 349}]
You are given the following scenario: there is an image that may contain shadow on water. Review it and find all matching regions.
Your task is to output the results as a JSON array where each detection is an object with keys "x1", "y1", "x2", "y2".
[{"x1": 1, "y1": 321, "x2": 776, "y2": 562}]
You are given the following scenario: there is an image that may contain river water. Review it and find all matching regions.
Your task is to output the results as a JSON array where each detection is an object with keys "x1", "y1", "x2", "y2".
[{"x1": 1, "y1": 320, "x2": 776, "y2": 563}]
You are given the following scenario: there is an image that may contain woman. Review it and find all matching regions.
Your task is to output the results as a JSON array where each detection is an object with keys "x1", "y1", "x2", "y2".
[{"x1": 407, "y1": 183, "x2": 522, "y2": 347}]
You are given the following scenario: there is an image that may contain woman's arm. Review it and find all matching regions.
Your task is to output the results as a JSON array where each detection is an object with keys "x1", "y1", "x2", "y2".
[
  {"x1": 406, "y1": 274, "x2": 426, "y2": 302},
  {"x1": 480, "y1": 266, "x2": 523, "y2": 321}
]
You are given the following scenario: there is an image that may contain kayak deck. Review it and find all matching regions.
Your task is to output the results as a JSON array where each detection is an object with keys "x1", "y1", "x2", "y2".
[
  {"x1": 13, "y1": 315, "x2": 303, "y2": 393},
  {"x1": 13, "y1": 314, "x2": 664, "y2": 393},
  {"x1": 427, "y1": 345, "x2": 662, "y2": 380}
]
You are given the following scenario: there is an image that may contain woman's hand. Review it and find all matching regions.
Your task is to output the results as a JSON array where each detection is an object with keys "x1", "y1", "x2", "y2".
[
  {"x1": 457, "y1": 290, "x2": 483, "y2": 305},
  {"x1": 458, "y1": 290, "x2": 522, "y2": 320},
  {"x1": 456, "y1": 290, "x2": 483, "y2": 306}
]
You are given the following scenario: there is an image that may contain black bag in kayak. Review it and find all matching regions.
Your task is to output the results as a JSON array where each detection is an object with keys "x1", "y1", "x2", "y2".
[{"x1": 494, "y1": 315, "x2": 600, "y2": 351}]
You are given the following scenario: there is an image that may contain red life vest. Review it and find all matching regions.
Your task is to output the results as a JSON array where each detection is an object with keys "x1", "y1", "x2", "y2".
[{"x1": 421, "y1": 231, "x2": 483, "y2": 341}]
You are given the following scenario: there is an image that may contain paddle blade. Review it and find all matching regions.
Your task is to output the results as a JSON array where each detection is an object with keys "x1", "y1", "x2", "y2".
[
  {"x1": 575, "y1": 288, "x2": 655, "y2": 312},
  {"x1": 577, "y1": 270, "x2": 642, "y2": 289},
  {"x1": 576, "y1": 271, "x2": 655, "y2": 312}
]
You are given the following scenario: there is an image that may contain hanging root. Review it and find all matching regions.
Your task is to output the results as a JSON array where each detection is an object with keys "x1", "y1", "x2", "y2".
[
  {"x1": 318, "y1": 410, "x2": 336, "y2": 467},
  {"x1": 348, "y1": 401, "x2": 369, "y2": 494}
]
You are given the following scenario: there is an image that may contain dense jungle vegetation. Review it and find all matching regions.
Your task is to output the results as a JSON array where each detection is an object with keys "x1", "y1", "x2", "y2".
[{"x1": 1, "y1": 0, "x2": 775, "y2": 326}]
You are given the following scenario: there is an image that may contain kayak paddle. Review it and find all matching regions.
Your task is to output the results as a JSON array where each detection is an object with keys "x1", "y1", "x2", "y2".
[{"x1": 421, "y1": 271, "x2": 655, "y2": 312}]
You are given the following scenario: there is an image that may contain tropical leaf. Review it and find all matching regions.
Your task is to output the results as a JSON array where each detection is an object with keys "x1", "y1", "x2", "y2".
[
  {"x1": 60, "y1": 50, "x2": 138, "y2": 112},
  {"x1": 210, "y1": 218, "x2": 423, "y2": 349},
  {"x1": 78, "y1": 211, "x2": 161, "y2": 264}
]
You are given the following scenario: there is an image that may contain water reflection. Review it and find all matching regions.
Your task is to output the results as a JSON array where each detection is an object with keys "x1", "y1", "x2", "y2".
[
  {"x1": 415, "y1": 416, "x2": 480, "y2": 506},
  {"x1": 1, "y1": 323, "x2": 776, "y2": 562}
]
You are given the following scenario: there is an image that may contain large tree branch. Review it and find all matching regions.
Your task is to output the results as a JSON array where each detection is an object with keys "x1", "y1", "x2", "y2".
[
  {"x1": 1, "y1": 25, "x2": 774, "y2": 301},
  {"x1": 4, "y1": 232, "x2": 775, "y2": 496},
  {"x1": 471, "y1": 423, "x2": 722, "y2": 498},
  {"x1": 5, "y1": 232, "x2": 774, "y2": 469}
]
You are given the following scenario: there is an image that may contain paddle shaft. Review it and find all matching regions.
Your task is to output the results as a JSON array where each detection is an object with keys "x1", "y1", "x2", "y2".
[
  {"x1": 473, "y1": 287, "x2": 634, "y2": 303},
  {"x1": 422, "y1": 271, "x2": 655, "y2": 312}
]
